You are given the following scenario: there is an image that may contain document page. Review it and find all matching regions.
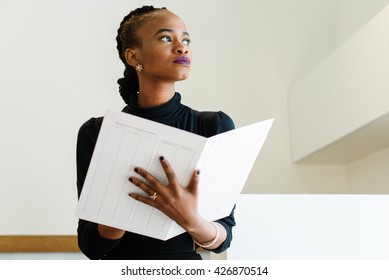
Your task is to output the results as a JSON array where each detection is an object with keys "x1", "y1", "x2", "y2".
[
  {"x1": 196, "y1": 120, "x2": 274, "y2": 221},
  {"x1": 76, "y1": 110, "x2": 206, "y2": 240},
  {"x1": 76, "y1": 110, "x2": 273, "y2": 240}
]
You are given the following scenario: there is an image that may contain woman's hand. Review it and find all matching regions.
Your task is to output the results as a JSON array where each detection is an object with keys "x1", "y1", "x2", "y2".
[
  {"x1": 128, "y1": 156, "x2": 201, "y2": 231},
  {"x1": 128, "y1": 156, "x2": 227, "y2": 249}
]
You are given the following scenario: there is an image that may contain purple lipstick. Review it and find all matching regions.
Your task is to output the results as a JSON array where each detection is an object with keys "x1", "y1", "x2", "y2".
[{"x1": 173, "y1": 56, "x2": 190, "y2": 66}]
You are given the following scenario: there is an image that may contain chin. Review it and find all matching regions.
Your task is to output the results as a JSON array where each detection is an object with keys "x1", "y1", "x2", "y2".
[
  {"x1": 177, "y1": 75, "x2": 189, "y2": 81},
  {"x1": 177, "y1": 71, "x2": 190, "y2": 81}
]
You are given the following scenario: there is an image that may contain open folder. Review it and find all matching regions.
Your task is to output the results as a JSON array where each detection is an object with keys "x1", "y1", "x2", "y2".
[{"x1": 76, "y1": 110, "x2": 273, "y2": 240}]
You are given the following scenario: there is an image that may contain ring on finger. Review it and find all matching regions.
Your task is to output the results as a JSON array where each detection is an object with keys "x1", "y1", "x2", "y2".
[{"x1": 150, "y1": 192, "x2": 157, "y2": 201}]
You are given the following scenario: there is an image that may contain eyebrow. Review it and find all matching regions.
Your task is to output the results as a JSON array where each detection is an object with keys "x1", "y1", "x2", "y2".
[{"x1": 154, "y1": 28, "x2": 190, "y2": 37}]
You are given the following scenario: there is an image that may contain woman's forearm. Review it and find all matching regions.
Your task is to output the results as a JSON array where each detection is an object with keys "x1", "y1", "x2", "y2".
[{"x1": 98, "y1": 224, "x2": 125, "y2": 240}]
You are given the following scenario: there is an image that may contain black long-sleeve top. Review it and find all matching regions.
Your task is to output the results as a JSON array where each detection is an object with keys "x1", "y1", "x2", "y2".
[{"x1": 76, "y1": 92, "x2": 236, "y2": 260}]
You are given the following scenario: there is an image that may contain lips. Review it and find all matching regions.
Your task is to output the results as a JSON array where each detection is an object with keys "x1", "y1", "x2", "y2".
[{"x1": 173, "y1": 56, "x2": 190, "y2": 65}]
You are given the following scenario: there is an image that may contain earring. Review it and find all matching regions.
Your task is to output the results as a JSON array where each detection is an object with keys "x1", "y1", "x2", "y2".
[{"x1": 135, "y1": 64, "x2": 143, "y2": 72}]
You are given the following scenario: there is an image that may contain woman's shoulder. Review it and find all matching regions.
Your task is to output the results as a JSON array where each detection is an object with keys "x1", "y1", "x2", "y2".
[
  {"x1": 192, "y1": 110, "x2": 235, "y2": 136},
  {"x1": 77, "y1": 116, "x2": 104, "y2": 141}
]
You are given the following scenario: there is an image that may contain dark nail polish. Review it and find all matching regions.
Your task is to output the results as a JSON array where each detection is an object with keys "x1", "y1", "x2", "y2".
[
  {"x1": 134, "y1": 167, "x2": 139, "y2": 173},
  {"x1": 128, "y1": 193, "x2": 132, "y2": 197},
  {"x1": 196, "y1": 170, "x2": 200, "y2": 175},
  {"x1": 129, "y1": 177, "x2": 133, "y2": 183},
  {"x1": 159, "y1": 156, "x2": 164, "y2": 161}
]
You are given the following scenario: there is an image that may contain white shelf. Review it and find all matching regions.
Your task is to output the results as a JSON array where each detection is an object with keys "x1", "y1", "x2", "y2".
[
  {"x1": 288, "y1": 5, "x2": 389, "y2": 164},
  {"x1": 296, "y1": 113, "x2": 389, "y2": 164}
]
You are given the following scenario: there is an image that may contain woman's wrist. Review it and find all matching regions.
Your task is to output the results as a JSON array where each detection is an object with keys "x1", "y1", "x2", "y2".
[
  {"x1": 185, "y1": 217, "x2": 227, "y2": 250},
  {"x1": 192, "y1": 221, "x2": 220, "y2": 248}
]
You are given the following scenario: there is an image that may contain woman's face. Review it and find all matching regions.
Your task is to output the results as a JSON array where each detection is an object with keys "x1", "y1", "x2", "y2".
[{"x1": 130, "y1": 10, "x2": 192, "y2": 82}]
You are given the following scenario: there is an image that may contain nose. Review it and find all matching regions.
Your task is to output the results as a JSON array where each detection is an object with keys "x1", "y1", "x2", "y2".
[{"x1": 174, "y1": 43, "x2": 189, "y2": 54}]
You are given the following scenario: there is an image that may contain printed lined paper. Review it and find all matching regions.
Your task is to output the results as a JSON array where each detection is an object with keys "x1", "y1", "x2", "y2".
[{"x1": 76, "y1": 110, "x2": 273, "y2": 240}]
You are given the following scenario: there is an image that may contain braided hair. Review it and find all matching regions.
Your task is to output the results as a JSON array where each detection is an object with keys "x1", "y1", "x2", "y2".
[{"x1": 116, "y1": 6, "x2": 167, "y2": 104}]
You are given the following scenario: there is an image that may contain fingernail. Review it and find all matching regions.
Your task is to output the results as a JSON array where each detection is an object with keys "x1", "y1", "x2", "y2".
[
  {"x1": 196, "y1": 170, "x2": 200, "y2": 175},
  {"x1": 134, "y1": 167, "x2": 139, "y2": 173},
  {"x1": 128, "y1": 193, "x2": 133, "y2": 197},
  {"x1": 129, "y1": 177, "x2": 133, "y2": 183},
  {"x1": 159, "y1": 156, "x2": 165, "y2": 161}
]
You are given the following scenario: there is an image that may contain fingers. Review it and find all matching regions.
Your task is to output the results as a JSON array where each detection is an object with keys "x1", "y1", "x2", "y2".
[
  {"x1": 129, "y1": 191, "x2": 157, "y2": 206},
  {"x1": 129, "y1": 163, "x2": 167, "y2": 205},
  {"x1": 129, "y1": 157, "x2": 199, "y2": 203},
  {"x1": 129, "y1": 173, "x2": 156, "y2": 197},
  {"x1": 133, "y1": 167, "x2": 160, "y2": 190},
  {"x1": 159, "y1": 156, "x2": 178, "y2": 186},
  {"x1": 187, "y1": 169, "x2": 200, "y2": 195},
  {"x1": 128, "y1": 175, "x2": 159, "y2": 206}
]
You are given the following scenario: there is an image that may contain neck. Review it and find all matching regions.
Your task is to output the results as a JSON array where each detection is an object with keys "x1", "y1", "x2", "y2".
[{"x1": 137, "y1": 81, "x2": 175, "y2": 108}]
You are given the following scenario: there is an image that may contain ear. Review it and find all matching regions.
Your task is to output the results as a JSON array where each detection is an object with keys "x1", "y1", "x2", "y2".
[{"x1": 124, "y1": 48, "x2": 140, "y2": 67}]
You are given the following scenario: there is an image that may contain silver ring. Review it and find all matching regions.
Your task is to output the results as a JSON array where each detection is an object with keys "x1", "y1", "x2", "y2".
[{"x1": 150, "y1": 192, "x2": 157, "y2": 200}]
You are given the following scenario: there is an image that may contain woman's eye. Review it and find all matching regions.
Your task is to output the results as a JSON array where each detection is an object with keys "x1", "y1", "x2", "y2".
[
  {"x1": 183, "y1": 38, "x2": 191, "y2": 46},
  {"x1": 160, "y1": 36, "x2": 172, "y2": 42}
]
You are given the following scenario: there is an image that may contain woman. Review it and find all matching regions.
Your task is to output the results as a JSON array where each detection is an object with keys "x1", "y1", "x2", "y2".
[{"x1": 76, "y1": 5, "x2": 235, "y2": 260}]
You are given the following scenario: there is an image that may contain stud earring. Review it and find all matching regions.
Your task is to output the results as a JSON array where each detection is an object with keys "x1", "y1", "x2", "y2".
[{"x1": 135, "y1": 64, "x2": 143, "y2": 72}]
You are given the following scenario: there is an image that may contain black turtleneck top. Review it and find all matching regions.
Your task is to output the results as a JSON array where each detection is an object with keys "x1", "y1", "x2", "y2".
[{"x1": 76, "y1": 93, "x2": 236, "y2": 260}]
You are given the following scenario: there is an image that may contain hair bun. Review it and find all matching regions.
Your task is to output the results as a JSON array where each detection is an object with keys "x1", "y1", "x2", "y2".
[{"x1": 117, "y1": 67, "x2": 139, "y2": 104}]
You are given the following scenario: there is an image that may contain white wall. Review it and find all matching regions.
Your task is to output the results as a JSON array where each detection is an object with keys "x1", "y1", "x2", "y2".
[
  {"x1": 0, "y1": 0, "x2": 126, "y2": 235},
  {"x1": 287, "y1": 1, "x2": 389, "y2": 194},
  {"x1": 334, "y1": 0, "x2": 389, "y2": 45},
  {"x1": 288, "y1": 4, "x2": 389, "y2": 163},
  {"x1": 184, "y1": 0, "x2": 349, "y2": 194},
  {"x1": 337, "y1": 0, "x2": 389, "y2": 194},
  {"x1": 0, "y1": 0, "x2": 387, "y2": 236},
  {"x1": 348, "y1": 147, "x2": 389, "y2": 194}
]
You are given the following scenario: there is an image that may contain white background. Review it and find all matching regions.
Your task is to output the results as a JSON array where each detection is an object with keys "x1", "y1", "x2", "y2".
[{"x1": 0, "y1": 0, "x2": 388, "y2": 237}]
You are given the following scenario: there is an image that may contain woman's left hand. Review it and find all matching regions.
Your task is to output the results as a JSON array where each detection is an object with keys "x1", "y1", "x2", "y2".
[{"x1": 128, "y1": 156, "x2": 201, "y2": 231}]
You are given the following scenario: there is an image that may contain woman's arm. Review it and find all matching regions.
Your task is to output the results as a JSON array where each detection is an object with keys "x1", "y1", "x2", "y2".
[{"x1": 76, "y1": 118, "x2": 125, "y2": 259}]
